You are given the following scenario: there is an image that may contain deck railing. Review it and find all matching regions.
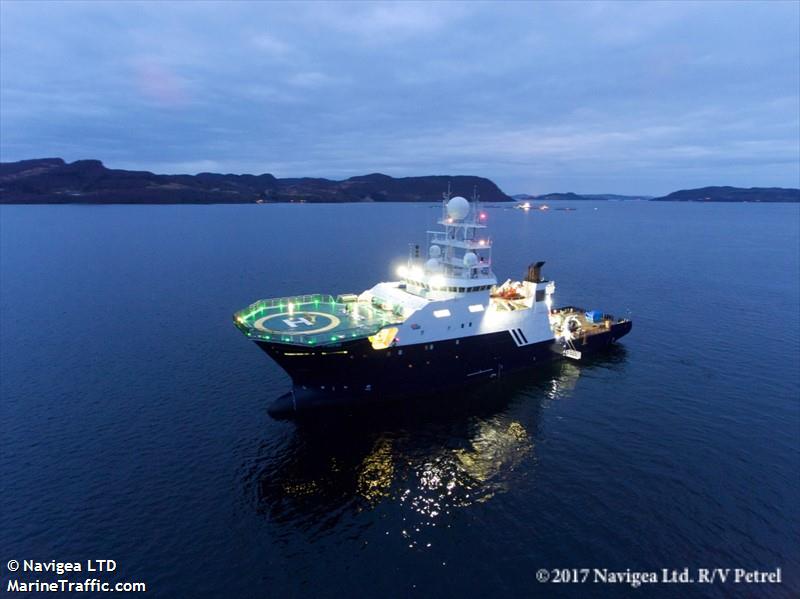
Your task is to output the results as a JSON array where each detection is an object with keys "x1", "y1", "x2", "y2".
[
  {"x1": 233, "y1": 294, "x2": 336, "y2": 322},
  {"x1": 237, "y1": 323, "x2": 385, "y2": 346}
]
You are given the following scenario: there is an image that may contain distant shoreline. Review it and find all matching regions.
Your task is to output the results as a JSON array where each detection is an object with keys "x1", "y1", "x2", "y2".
[
  {"x1": 1, "y1": 158, "x2": 798, "y2": 204},
  {"x1": 0, "y1": 158, "x2": 513, "y2": 205},
  {"x1": 3, "y1": 199, "x2": 799, "y2": 206},
  {"x1": 514, "y1": 187, "x2": 799, "y2": 203}
]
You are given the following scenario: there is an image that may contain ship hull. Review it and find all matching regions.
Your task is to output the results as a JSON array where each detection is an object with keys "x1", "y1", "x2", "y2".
[{"x1": 256, "y1": 320, "x2": 632, "y2": 417}]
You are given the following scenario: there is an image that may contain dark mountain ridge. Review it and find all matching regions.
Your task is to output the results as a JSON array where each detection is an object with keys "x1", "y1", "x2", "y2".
[
  {"x1": 0, "y1": 158, "x2": 512, "y2": 204},
  {"x1": 650, "y1": 186, "x2": 799, "y2": 203},
  {"x1": 514, "y1": 187, "x2": 797, "y2": 203},
  {"x1": 513, "y1": 192, "x2": 653, "y2": 201}
]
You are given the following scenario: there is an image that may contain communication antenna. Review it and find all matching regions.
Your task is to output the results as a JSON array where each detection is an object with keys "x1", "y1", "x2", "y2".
[
  {"x1": 472, "y1": 185, "x2": 481, "y2": 222},
  {"x1": 443, "y1": 182, "x2": 452, "y2": 201},
  {"x1": 442, "y1": 182, "x2": 452, "y2": 222}
]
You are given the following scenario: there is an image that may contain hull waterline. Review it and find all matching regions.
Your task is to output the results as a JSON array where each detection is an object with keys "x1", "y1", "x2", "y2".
[{"x1": 262, "y1": 321, "x2": 632, "y2": 417}]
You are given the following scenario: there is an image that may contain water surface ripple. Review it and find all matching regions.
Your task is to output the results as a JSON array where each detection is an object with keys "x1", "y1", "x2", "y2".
[{"x1": 1, "y1": 202, "x2": 798, "y2": 597}]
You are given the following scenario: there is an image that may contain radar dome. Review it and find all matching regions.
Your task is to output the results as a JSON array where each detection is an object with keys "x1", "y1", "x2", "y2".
[
  {"x1": 425, "y1": 258, "x2": 442, "y2": 272},
  {"x1": 429, "y1": 245, "x2": 441, "y2": 258},
  {"x1": 463, "y1": 252, "x2": 479, "y2": 267},
  {"x1": 446, "y1": 196, "x2": 470, "y2": 220}
]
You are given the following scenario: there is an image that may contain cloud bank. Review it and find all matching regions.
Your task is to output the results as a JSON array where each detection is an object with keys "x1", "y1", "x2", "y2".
[{"x1": 1, "y1": 0, "x2": 798, "y2": 194}]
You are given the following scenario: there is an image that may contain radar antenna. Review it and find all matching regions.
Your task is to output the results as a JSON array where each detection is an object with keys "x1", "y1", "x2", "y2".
[{"x1": 472, "y1": 185, "x2": 481, "y2": 223}]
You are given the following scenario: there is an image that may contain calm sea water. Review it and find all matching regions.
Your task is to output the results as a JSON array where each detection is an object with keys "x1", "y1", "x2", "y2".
[{"x1": 1, "y1": 201, "x2": 798, "y2": 598}]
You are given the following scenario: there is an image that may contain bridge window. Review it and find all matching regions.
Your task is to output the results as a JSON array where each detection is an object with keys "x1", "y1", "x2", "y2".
[{"x1": 433, "y1": 309, "x2": 451, "y2": 318}]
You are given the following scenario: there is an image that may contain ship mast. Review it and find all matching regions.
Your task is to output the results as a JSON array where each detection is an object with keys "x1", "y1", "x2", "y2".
[{"x1": 400, "y1": 184, "x2": 495, "y2": 299}]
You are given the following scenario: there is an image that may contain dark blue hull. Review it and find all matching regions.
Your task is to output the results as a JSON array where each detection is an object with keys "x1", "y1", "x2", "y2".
[{"x1": 256, "y1": 320, "x2": 632, "y2": 417}]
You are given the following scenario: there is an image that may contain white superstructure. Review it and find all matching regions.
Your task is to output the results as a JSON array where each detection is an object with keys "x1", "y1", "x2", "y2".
[{"x1": 359, "y1": 193, "x2": 557, "y2": 349}]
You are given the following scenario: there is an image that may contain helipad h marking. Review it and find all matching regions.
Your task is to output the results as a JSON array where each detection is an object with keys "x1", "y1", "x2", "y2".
[{"x1": 254, "y1": 311, "x2": 341, "y2": 335}]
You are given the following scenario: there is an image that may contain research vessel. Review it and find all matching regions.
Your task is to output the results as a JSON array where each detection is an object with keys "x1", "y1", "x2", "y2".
[{"x1": 234, "y1": 193, "x2": 631, "y2": 416}]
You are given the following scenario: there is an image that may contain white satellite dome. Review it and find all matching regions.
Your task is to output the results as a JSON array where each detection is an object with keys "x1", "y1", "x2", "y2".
[
  {"x1": 463, "y1": 252, "x2": 479, "y2": 267},
  {"x1": 429, "y1": 245, "x2": 441, "y2": 258},
  {"x1": 446, "y1": 196, "x2": 470, "y2": 220},
  {"x1": 425, "y1": 258, "x2": 442, "y2": 272}
]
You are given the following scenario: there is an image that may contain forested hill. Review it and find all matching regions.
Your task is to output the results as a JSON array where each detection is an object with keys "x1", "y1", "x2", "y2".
[{"x1": 0, "y1": 158, "x2": 513, "y2": 204}]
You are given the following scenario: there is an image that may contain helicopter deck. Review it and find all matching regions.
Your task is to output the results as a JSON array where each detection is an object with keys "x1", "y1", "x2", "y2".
[{"x1": 233, "y1": 294, "x2": 401, "y2": 346}]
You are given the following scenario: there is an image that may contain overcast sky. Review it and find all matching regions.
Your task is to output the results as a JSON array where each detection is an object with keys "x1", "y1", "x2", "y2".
[{"x1": 1, "y1": 1, "x2": 798, "y2": 195}]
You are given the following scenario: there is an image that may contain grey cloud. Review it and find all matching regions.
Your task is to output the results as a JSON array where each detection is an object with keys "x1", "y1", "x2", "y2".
[{"x1": 1, "y1": 0, "x2": 798, "y2": 195}]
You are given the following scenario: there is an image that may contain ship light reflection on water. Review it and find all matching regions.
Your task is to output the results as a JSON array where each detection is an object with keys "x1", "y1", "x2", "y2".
[
  {"x1": 244, "y1": 359, "x2": 611, "y2": 548},
  {"x1": 397, "y1": 420, "x2": 533, "y2": 540},
  {"x1": 247, "y1": 415, "x2": 538, "y2": 548},
  {"x1": 351, "y1": 419, "x2": 535, "y2": 550}
]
